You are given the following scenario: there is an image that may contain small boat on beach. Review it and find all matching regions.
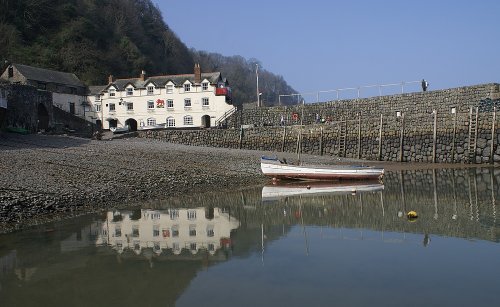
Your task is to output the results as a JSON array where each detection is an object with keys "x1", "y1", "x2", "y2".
[
  {"x1": 261, "y1": 180, "x2": 384, "y2": 201},
  {"x1": 260, "y1": 156, "x2": 384, "y2": 181},
  {"x1": 110, "y1": 126, "x2": 130, "y2": 134}
]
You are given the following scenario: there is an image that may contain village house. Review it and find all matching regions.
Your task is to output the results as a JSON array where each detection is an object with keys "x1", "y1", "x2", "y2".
[
  {"x1": 0, "y1": 63, "x2": 89, "y2": 119},
  {"x1": 91, "y1": 64, "x2": 235, "y2": 131}
]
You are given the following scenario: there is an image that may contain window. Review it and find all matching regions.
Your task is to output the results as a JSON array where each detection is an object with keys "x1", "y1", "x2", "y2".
[
  {"x1": 132, "y1": 226, "x2": 139, "y2": 237},
  {"x1": 109, "y1": 103, "x2": 115, "y2": 111},
  {"x1": 126, "y1": 88, "x2": 133, "y2": 96},
  {"x1": 69, "y1": 102, "x2": 75, "y2": 114},
  {"x1": 184, "y1": 83, "x2": 191, "y2": 92},
  {"x1": 184, "y1": 115, "x2": 193, "y2": 125},
  {"x1": 147, "y1": 86, "x2": 154, "y2": 95},
  {"x1": 153, "y1": 225, "x2": 160, "y2": 237},
  {"x1": 202, "y1": 97, "x2": 209, "y2": 107},
  {"x1": 147, "y1": 118, "x2": 156, "y2": 126},
  {"x1": 115, "y1": 227, "x2": 122, "y2": 237},
  {"x1": 187, "y1": 210, "x2": 197, "y2": 220},
  {"x1": 147, "y1": 100, "x2": 154, "y2": 109},
  {"x1": 109, "y1": 89, "x2": 115, "y2": 97},
  {"x1": 167, "y1": 99, "x2": 174, "y2": 108},
  {"x1": 95, "y1": 104, "x2": 101, "y2": 112},
  {"x1": 184, "y1": 98, "x2": 191, "y2": 108},
  {"x1": 166, "y1": 84, "x2": 173, "y2": 94},
  {"x1": 207, "y1": 226, "x2": 214, "y2": 237},
  {"x1": 189, "y1": 225, "x2": 197, "y2": 237},
  {"x1": 170, "y1": 209, "x2": 179, "y2": 220},
  {"x1": 127, "y1": 102, "x2": 133, "y2": 111},
  {"x1": 190, "y1": 243, "x2": 197, "y2": 251},
  {"x1": 172, "y1": 225, "x2": 179, "y2": 237},
  {"x1": 8, "y1": 67, "x2": 13, "y2": 78},
  {"x1": 208, "y1": 243, "x2": 215, "y2": 251},
  {"x1": 202, "y1": 82, "x2": 209, "y2": 91},
  {"x1": 166, "y1": 117, "x2": 175, "y2": 127}
]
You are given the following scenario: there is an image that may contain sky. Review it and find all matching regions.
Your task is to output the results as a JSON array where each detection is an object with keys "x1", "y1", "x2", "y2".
[{"x1": 153, "y1": 0, "x2": 500, "y2": 102}]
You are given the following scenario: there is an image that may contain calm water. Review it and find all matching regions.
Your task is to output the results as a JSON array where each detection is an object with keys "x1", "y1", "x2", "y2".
[{"x1": 1, "y1": 168, "x2": 499, "y2": 307}]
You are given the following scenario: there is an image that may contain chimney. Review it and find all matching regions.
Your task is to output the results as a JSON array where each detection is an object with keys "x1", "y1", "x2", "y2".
[
  {"x1": 140, "y1": 70, "x2": 146, "y2": 81},
  {"x1": 194, "y1": 63, "x2": 201, "y2": 84},
  {"x1": 108, "y1": 74, "x2": 114, "y2": 84}
]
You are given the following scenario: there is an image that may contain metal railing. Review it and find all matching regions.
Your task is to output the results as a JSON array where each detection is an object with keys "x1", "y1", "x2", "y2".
[{"x1": 279, "y1": 80, "x2": 422, "y2": 104}]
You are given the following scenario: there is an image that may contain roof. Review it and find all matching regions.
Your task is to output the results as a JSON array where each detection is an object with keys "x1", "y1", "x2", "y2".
[
  {"x1": 13, "y1": 64, "x2": 86, "y2": 88},
  {"x1": 88, "y1": 85, "x2": 107, "y2": 95},
  {"x1": 108, "y1": 72, "x2": 223, "y2": 91}
]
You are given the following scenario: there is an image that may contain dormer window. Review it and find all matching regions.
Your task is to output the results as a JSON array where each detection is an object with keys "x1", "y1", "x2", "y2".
[
  {"x1": 184, "y1": 83, "x2": 191, "y2": 92},
  {"x1": 166, "y1": 84, "x2": 173, "y2": 94},
  {"x1": 8, "y1": 67, "x2": 13, "y2": 78},
  {"x1": 126, "y1": 88, "x2": 133, "y2": 96},
  {"x1": 109, "y1": 89, "x2": 116, "y2": 97},
  {"x1": 95, "y1": 95, "x2": 101, "y2": 102},
  {"x1": 202, "y1": 82, "x2": 209, "y2": 91},
  {"x1": 147, "y1": 86, "x2": 154, "y2": 95}
]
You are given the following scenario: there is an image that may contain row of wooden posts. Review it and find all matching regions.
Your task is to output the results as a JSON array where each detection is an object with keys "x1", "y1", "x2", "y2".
[{"x1": 238, "y1": 107, "x2": 497, "y2": 164}]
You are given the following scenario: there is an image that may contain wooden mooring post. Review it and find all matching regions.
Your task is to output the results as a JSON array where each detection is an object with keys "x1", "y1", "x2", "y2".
[
  {"x1": 451, "y1": 109, "x2": 457, "y2": 163},
  {"x1": 357, "y1": 114, "x2": 361, "y2": 159},
  {"x1": 319, "y1": 127, "x2": 323, "y2": 156},
  {"x1": 432, "y1": 110, "x2": 437, "y2": 163},
  {"x1": 378, "y1": 114, "x2": 383, "y2": 161},
  {"x1": 399, "y1": 113, "x2": 405, "y2": 162},
  {"x1": 491, "y1": 107, "x2": 496, "y2": 163},
  {"x1": 281, "y1": 126, "x2": 286, "y2": 152},
  {"x1": 238, "y1": 127, "x2": 243, "y2": 149}
]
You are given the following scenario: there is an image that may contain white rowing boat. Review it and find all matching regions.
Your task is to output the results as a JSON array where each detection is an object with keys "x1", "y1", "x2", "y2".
[{"x1": 260, "y1": 156, "x2": 384, "y2": 181}]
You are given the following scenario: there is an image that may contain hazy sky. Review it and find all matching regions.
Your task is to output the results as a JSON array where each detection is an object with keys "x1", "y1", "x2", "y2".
[{"x1": 153, "y1": 0, "x2": 500, "y2": 101}]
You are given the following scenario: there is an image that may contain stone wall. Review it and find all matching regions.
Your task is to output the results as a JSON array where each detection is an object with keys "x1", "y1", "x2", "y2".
[
  {"x1": 138, "y1": 83, "x2": 500, "y2": 164},
  {"x1": 0, "y1": 83, "x2": 53, "y2": 133},
  {"x1": 0, "y1": 83, "x2": 96, "y2": 136}
]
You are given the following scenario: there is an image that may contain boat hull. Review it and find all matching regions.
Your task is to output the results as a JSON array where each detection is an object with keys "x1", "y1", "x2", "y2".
[{"x1": 261, "y1": 158, "x2": 384, "y2": 181}]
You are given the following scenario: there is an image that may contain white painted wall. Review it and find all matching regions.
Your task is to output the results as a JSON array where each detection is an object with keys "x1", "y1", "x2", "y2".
[
  {"x1": 97, "y1": 80, "x2": 234, "y2": 129},
  {"x1": 52, "y1": 92, "x2": 88, "y2": 118}
]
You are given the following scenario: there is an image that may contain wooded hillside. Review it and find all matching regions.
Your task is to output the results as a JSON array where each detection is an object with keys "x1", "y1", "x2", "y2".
[{"x1": 0, "y1": 0, "x2": 297, "y2": 105}]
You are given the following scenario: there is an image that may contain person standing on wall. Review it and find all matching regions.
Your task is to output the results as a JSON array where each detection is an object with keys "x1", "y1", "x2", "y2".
[{"x1": 421, "y1": 79, "x2": 429, "y2": 92}]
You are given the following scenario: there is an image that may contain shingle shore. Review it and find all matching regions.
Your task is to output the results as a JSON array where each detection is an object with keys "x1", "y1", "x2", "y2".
[{"x1": 0, "y1": 133, "x2": 344, "y2": 233}]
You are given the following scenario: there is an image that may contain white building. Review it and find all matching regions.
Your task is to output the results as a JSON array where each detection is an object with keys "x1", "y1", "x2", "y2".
[{"x1": 89, "y1": 64, "x2": 235, "y2": 130}]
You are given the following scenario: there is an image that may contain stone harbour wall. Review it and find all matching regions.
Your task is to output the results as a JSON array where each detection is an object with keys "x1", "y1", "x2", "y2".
[{"x1": 138, "y1": 83, "x2": 500, "y2": 164}]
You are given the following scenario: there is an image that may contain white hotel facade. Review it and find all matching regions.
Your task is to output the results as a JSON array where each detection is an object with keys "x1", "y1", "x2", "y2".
[{"x1": 90, "y1": 64, "x2": 235, "y2": 131}]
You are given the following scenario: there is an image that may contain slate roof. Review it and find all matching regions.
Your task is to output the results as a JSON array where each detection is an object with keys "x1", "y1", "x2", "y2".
[
  {"x1": 107, "y1": 72, "x2": 223, "y2": 91},
  {"x1": 13, "y1": 64, "x2": 86, "y2": 88},
  {"x1": 88, "y1": 85, "x2": 107, "y2": 95}
]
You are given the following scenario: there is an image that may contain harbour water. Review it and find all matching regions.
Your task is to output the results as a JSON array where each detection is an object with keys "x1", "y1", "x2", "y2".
[{"x1": 1, "y1": 167, "x2": 499, "y2": 306}]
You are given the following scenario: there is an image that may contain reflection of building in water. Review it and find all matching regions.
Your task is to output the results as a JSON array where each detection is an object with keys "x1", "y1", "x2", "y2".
[{"x1": 96, "y1": 207, "x2": 239, "y2": 256}]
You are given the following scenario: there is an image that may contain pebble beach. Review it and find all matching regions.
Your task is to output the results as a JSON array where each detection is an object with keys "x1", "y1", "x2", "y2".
[{"x1": 1, "y1": 132, "x2": 469, "y2": 234}]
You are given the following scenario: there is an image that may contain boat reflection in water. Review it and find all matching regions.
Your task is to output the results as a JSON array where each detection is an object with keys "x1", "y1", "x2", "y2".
[
  {"x1": 261, "y1": 180, "x2": 384, "y2": 202},
  {"x1": 95, "y1": 207, "x2": 239, "y2": 260}
]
